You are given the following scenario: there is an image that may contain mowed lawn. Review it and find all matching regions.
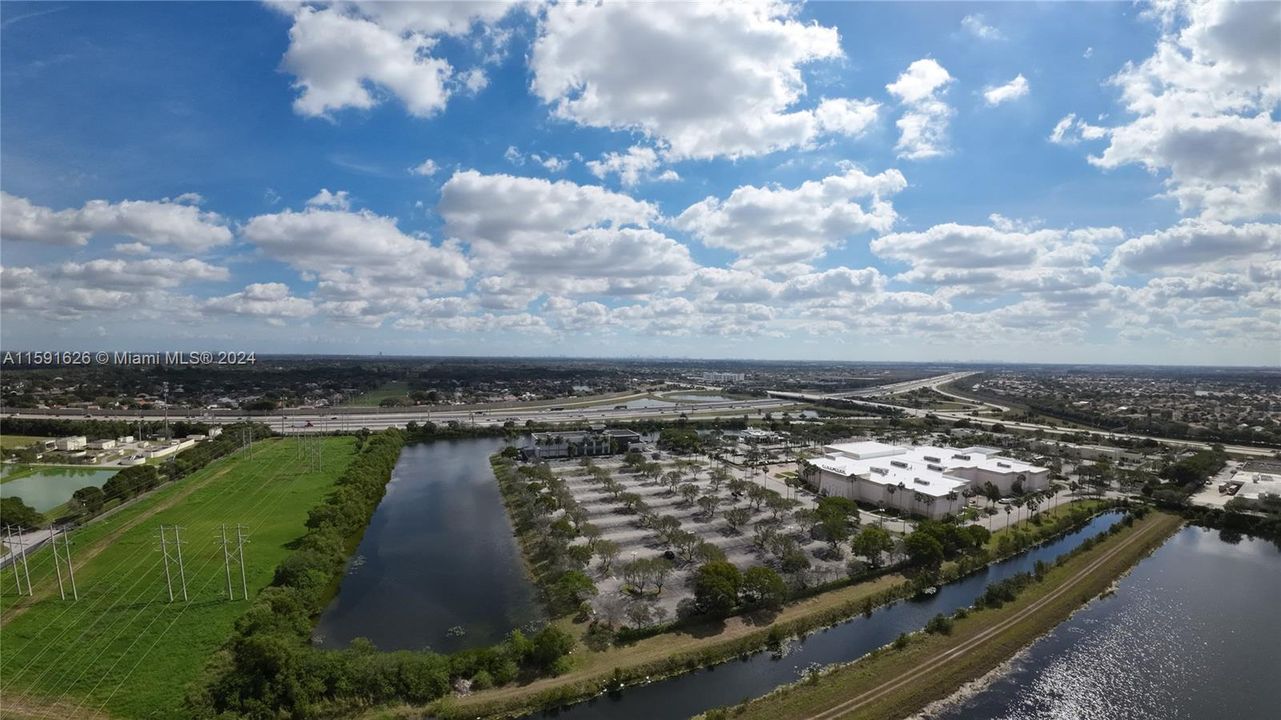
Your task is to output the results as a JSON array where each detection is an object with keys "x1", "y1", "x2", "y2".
[
  {"x1": 0, "y1": 435, "x2": 47, "y2": 450},
  {"x1": 0, "y1": 436, "x2": 357, "y2": 719}
]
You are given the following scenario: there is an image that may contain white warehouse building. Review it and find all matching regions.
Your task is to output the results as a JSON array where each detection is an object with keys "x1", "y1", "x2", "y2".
[{"x1": 809, "y1": 441, "x2": 1049, "y2": 520}]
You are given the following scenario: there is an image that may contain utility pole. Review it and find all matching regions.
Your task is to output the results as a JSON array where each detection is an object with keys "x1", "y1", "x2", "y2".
[
  {"x1": 50, "y1": 526, "x2": 66, "y2": 600},
  {"x1": 49, "y1": 528, "x2": 77, "y2": 601},
  {"x1": 159, "y1": 525, "x2": 174, "y2": 602},
  {"x1": 234, "y1": 524, "x2": 249, "y2": 599},
  {"x1": 158, "y1": 525, "x2": 187, "y2": 601},
  {"x1": 5, "y1": 526, "x2": 31, "y2": 595},
  {"x1": 63, "y1": 532, "x2": 78, "y2": 600},
  {"x1": 12, "y1": 526, "x2": 33, "y2": 596},
  {"x1": 220, "y1": 524, "x2": 235, "y2": 600},
  {"x1": 173, "y1": 525, "x2": 188, "y2": 602}
]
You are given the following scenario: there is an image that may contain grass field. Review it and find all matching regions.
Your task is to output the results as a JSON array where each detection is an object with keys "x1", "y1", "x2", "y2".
[
  {"x1": 718, "y1": 511, "x2": 1182, "y2": 720},
  {"x1": 342, "y1": 381, "x2": 410, "y2": 407},
  {"x1": 0, "y1": 436, "x2": 47, "y2": 450},
  {"x1": 0, "y1": 436, "x2": 357, "y2": 720}
]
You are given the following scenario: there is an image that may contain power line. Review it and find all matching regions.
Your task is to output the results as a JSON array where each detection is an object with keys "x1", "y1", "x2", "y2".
[
  {"x1": 10, "y1": 441, "x2": 294, "y2": 704},
  {"x1": 234, "y1": 524, "x2": 249, "y2": 599},
  {"x1": 48, "y1": 527, "x2": 77, "y2": 601},
  {"x1": 219, "y1": 523, "x2": 249, "y2": 601},
  {"x1": 219, "y1": 524, "x2": 235, "y2": 600},
  {"x1": 157, "y1": 525, "x2": 188, "y2": 602},
  {"x1": 5, "y1": 525, "x2": 33, "y2": 596}
]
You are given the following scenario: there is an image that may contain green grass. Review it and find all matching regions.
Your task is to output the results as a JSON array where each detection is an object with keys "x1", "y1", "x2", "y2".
[
  {"x1": 342, "y1": 381, "x2": 411, "y2": 407},
  {"x1": 1, "y1": 436, "x2": 48, "y2": 450},
  {"x1": 0, "y1": 436, "x2": 357, "y2": 719}
]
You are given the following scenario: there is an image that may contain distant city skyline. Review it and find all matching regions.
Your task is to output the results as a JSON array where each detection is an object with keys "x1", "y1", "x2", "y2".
[{"x1": 1, "y1": 1, "x2": 1277, "y2": 366}]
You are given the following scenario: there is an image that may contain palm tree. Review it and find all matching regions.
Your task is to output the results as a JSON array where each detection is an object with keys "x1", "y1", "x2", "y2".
[
  {"x1": 1004, "y1": 504, "x2": 1013, "y2": 530},
  {"x1": 946, "y1": 491, "x2": 959, "y2": 516}
]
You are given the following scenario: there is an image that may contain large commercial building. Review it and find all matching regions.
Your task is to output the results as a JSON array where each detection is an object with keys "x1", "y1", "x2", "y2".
[
  {"x1": 521, "y1": 429, "x2": 644, "y2": 460},
  {"x1": 809, "y1": 441, "x2": 1049, "y2": 519}
]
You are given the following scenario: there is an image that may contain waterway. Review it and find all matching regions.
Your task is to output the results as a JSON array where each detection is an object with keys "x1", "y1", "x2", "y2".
[
  {"x1": 0, "y1": 466, "x2": 119, "y2": 512},
  {"x1": 313, "y1": 437, "x2": 544, "y2": 653},
  {"x1": 932, "y1": 526, "x2": 1281, "y2": 720},
  {"x1": 533, "y1": 512, "x2": 1127, "y2": 720}
]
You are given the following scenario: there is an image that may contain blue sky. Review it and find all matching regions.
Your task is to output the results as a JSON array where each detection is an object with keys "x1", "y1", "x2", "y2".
[{"x1": 1, "y1": 1, "x2": 1277, "y2": 365}]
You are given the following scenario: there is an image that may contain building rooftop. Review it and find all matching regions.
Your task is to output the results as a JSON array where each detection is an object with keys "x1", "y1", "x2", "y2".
[
  {"x1": 824, "y1": 440, "x2": 903, "y2": 460},
  {"x1": 813, "y1": 443, "x2": 1046, "y2": 498}
]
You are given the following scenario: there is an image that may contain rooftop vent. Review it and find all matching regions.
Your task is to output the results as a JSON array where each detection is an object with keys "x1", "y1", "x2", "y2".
[
  {"x1": 923, "y1": 455, "x2": 941, "y2": 463},
  {"x1": 890, "y1": 460, "x2": 909, "y2": 469}
]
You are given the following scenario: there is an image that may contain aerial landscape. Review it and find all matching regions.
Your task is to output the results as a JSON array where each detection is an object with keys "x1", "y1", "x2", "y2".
[{"x1": 0, "y1": 1, "x2": 1278, "y2": 720}]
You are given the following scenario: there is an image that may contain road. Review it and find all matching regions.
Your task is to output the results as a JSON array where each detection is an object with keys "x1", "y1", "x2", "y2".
[
  {"x1": 4, "y1": 397, "x2": 800, "y2": 434},
  {"x1": 826, "y1": 371, "x2": 979, "y2": 398},
  {"x1": 770, "y1": 374, "x2": 1279, "y2": 459},
  {"x1": 7, "y1": 371, "x2": 1277, "y2": 457}
]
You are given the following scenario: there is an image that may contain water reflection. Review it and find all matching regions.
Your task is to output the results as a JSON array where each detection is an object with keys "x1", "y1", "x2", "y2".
[
  {"x1": 934, "y1": 526, "x2": 1281, "y2": 720},
  {"x1": 314, "y1": 437, "x2": 544, "y2": 653}
]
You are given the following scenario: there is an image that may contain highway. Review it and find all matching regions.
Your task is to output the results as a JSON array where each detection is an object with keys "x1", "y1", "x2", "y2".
[
  {"x1": 3, "y1": 396, "x2": 800, "y2": 433},
  {"x1": 772, "y1": 373, "x2": 1279, "y2": 459},
  {"x1": 6, "y1": 370, "x2": 1276, "y2": 457}
]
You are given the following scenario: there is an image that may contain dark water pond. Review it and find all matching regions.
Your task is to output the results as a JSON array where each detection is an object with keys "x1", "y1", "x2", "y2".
[
  {"x1": 531, "y1": 513, "x2": 1128, "y2": 720},
  {"x1": 314, "y1": 437, "x2": 543, "y2": 653},
  {"x1": 934, "y1": 526, "x2": 1280, "y2": 720}
]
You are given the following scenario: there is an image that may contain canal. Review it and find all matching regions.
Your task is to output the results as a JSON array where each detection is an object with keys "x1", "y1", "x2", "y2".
[
  {"x1": 932, "y1": 526, "x2": 1281, "y2": 720},
  {"x1": 534, "y1": 512, "x2": 1128, "y2": 720},
  {"x1": 313, "y1": 436, "x2": 544, "y2": 653}
]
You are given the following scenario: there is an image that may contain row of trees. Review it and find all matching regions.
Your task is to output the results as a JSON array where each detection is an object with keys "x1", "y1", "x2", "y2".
[{"x1": 494, "y1": 457, "x2": 605, "y2": 616}]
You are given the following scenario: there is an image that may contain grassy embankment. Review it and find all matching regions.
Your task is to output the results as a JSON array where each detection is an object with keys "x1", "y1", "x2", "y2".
[
  {"x1": 366, "y1": 498, "x2": 1114, "y2": 720},
  {"x1": 711, "y1": 510, "x2": 1182, "y2": 720},
  {"x1": 0, "y1": 436, "x2": 356, "y2": 720}
]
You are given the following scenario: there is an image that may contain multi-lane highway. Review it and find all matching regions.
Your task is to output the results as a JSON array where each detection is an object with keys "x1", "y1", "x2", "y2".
[
  {"x1": 3, "y1": 396, "x2": 800, "y2": 433},
  {"x1": 6, "y1": 371, "x2": 1275, "y2": 457},
  {"x1": 773, "y1": 373, "x2": 1278, "y2": 458}
]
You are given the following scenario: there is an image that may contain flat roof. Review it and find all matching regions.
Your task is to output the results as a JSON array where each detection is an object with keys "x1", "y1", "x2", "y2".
[
  {"x1": 813, "y1": 454, "x2": 967, "y2": 497},
  {"x1": 825, "y1": 440, "x2": 903, "y2": 459}
]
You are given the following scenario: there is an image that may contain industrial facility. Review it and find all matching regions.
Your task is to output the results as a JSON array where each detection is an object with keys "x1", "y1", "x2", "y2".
[{"x1": 808, "y1": 441, "x2": 1049, "y2": 519}]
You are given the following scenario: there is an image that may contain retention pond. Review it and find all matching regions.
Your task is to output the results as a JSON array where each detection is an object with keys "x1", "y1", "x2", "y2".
[
  {"x1": 0, "y1": 466, "x2": 119, "y2": 512},
  {"x1": 314, "y1": 437, "x2": 543, "y2": 653}
]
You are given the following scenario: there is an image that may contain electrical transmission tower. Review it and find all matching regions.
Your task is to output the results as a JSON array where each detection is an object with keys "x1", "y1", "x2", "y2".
[
  {"x1": 4, "y1": 525, "x2": 33, "y2": 596},
  {"x1": 158, "y1": 525, "x2": 188, "y2": 602},
  {"x1": 49, "y1": 527, "x2": 78, "y2": 601},
  {"x1": 235, "y1": 524, "x2": 249, "y2": 599},
  {"x1": 219, "y1": 524, "x2": 251, "y2": 600},
  {"x1": 295, "y1": 430, "x2": 322, "y2": 472}
]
